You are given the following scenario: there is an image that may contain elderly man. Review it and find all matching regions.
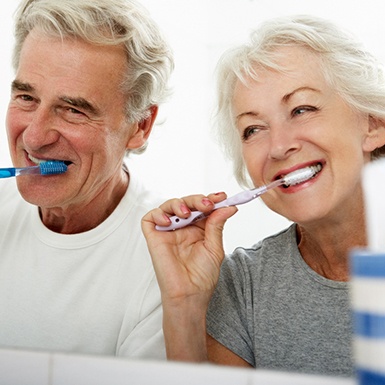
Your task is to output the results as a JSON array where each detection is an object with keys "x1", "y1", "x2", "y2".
[{"x1": 0, "y1": 0, "x2": 173, "y2": 359}]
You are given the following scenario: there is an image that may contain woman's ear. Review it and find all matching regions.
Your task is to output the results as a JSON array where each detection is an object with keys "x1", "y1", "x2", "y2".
[
  {"x1": 126, "y1": 105, "x2": 159, "y2": 150},
  {"x1": 363, "y1": 115, "x2": 385, "y2": 153}
]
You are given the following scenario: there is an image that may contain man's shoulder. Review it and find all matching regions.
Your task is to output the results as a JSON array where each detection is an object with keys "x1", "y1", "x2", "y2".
[{"x1": 125, "y1": 171, "x2": 166, "y2": 213}]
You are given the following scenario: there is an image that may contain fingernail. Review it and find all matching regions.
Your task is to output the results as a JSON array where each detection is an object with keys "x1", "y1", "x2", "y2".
[
  {"x1": 202, "y1": 198, "x2": 212, "y2": 207},
  {"x1": 181, "y1": 204, "x2": 190, "y2": 214},
  {"x1": 163, "y1": 214, "x2": 171, "y2": 223}
]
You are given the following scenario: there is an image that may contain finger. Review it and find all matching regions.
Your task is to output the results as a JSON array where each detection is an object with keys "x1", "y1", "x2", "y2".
[
  {"x1": 206, "y1": 205, "x2": 238, "y2": 230},
  {"x1": 207, "y1": 192, "x2": 227, "y2": 204},
  {"x1": 203, "y1": 206, "x2": 238, "y2": 263},
  {"x1": 159, "y1": 195, "x2": 210, "y2": 217},
  {"x1": 158, "y1": 198, "x2": 189, "y2": 216},
  {"x1": 142, "y1": 207, "x2": 171, "y2": 234}
]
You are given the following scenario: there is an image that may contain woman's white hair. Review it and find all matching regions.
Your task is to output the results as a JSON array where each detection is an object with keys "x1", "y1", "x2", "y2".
[{"x1": 214, "y1": 15, "x2": 385, "y2": 187}]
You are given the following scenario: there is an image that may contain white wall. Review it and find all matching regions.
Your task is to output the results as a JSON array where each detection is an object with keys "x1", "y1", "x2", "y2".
[
  {"x1": 1, "y1": 0, "x2": 385, "y2": 252},
  {"x1": 0, "y1": 1, "x2": 15, "y2": 166}
]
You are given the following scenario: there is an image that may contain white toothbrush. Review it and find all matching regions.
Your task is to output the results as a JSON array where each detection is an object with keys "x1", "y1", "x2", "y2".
[{"x1": 156, "y1": 165, "x2": 320, "y2": 231}]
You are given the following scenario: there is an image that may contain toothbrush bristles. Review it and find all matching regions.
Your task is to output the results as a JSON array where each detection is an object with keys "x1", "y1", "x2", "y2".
[
  {"x1": 39, "y1": 161, "x2": 68, "y2": 175},
  {"x1": 283, "y1": 164, "x2": 321, "y2": 187}
]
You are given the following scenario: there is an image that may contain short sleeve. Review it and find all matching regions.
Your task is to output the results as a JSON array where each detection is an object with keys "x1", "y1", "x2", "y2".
[{"x1": 206, "y1": 252, "x2": 255, "y2": 366}]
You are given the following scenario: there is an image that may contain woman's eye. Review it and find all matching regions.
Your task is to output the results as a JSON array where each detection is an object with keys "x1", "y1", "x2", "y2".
[
  {"x1": 292, "y1": 106, "x2": 317, "y2": 116},
  {"x1": 242, "y1": 126, "x2": 263, "y2": 141}
]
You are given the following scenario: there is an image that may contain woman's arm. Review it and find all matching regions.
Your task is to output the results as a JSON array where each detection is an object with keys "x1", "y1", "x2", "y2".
[
  {"x1": 141, "y1": 193, "x2": 237, "y2": 361},
  {"x1": 207, "y1": 334, "x2": 253, "y2": 367}
]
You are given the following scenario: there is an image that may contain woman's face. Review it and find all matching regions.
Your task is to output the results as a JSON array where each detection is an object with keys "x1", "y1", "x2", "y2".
[{"x1": 233, "y1": 46, "x2": 378, "y2": 224}]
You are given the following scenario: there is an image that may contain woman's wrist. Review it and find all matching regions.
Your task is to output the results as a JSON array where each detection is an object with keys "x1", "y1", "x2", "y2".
[{"x1": 162, "y1": 296, "x2": 209, "y2": 362}]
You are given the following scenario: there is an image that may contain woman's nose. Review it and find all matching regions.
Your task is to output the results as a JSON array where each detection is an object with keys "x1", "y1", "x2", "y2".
[
  {"x1": 22, "y1": 108, "x2": 60, "y2": 151},
  {"x1": 268, "y1": 123, "x2": 302, "y2": 160}
]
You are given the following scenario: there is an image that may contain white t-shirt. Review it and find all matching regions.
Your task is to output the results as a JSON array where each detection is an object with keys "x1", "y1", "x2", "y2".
[{"x1": 0, "y1": 170, "x2": 165, "y2": 359}]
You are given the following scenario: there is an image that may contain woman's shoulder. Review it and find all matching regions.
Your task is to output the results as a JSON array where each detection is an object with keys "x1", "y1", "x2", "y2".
[
  {"x1": 231, "y1": 224, "x2": 296, "y2": 257},
  {"x1": 222, "y1": 224, "x2": 298, "y2": 274}
]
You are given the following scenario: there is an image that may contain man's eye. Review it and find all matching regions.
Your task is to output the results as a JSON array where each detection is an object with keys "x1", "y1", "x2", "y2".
[
  {"x1": 68, "y1": 107, "x2": 83, "y2": 115},
  {"x1": 19, "y1": 94, "x2": 34, "y2": 102}
]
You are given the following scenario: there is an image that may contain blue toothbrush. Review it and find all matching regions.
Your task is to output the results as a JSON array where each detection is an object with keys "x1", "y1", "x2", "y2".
[{"x1": 0, "y1": 161, "x2": 68, "y2": 178}]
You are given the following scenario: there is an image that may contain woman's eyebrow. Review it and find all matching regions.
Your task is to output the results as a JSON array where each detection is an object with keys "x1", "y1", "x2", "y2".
[
  {"x1": 236, "y1": 86, "x2": 322, "y2": 121},
  {"x1": 282, "y1": 86, "x2": 321, "y2": 103},
  {"x1": 236, "y1": 111, "x2": 259, "y2": 122}
]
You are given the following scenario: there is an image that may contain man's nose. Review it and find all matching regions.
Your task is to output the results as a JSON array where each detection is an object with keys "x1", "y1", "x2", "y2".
[{"x1": 22, "y1": 107, "x2": 60, "y2": 151}]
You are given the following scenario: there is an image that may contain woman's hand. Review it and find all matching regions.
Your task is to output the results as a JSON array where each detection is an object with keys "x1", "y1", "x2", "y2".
[
  {"x1": 142, "y1": 192, "x2": 237, "y2": 302},
  {"x1": 141, "y1": 192, "x2": 237, "y2": 361}
]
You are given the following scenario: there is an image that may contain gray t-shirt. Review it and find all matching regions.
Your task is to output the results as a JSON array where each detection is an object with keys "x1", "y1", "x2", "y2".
[{"x1": 206, "y1": 224, "x2": 354, "y2": 377}]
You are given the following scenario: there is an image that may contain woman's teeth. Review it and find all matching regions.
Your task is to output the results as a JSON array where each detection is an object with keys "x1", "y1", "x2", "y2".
[{"x1": 281, "y1": 163, "x2": 323, "y2": 188}]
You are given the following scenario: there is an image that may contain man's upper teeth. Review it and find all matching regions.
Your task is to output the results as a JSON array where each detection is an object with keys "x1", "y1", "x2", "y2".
[{"x1": 29, "y1": 155, "x2": 45, "y2": 164}]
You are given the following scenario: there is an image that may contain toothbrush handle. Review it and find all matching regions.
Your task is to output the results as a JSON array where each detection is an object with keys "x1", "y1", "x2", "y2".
[
  {"x1": 155, "y1": 186, "x2": 268, "y2": 232},
  {"x1": 0, "y1": 168, "x2": 16, "y2": 178},
  {"x1": 0, "y1": 165, "x2": 58, "y2": 178},
  {"x1": 0, "y1": 166, "x2": 40, "y2": 178},
  {"x1": 155, "y1": 211, "x2": 208, "y2": 231}
]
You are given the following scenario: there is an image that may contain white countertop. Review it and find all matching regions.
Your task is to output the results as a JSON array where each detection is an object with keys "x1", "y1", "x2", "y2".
[{"x1": 0, "y1": 348, "x2": 356, "y2": 385}]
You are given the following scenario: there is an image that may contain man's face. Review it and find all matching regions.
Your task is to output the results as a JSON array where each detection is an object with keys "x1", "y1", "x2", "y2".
[{"x1": 6, "y1": 29, "x2": 139, "y2": 211}]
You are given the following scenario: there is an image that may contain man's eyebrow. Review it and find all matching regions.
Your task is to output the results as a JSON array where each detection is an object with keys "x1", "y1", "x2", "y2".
[
  {"x1": 60, "y1": 96, "x2": 99, "y2": 115},
  {"x1": 11, "y1": 80, "x2": 100, "y2": 115},
  {"x1": 11, "y1": 80, "x2": 34, "y2": 92},
  {"x1": 282, "y1": 86, "x2": 320, "y2": 103}
]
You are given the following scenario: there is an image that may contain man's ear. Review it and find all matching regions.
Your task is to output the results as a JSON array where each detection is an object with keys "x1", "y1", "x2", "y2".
[
  {"x1": 363, "y1": 115, "x2": 385, "y2": 153},
  {"x1": 126, "y1": 105, "x2": 158, "y2": 150}
]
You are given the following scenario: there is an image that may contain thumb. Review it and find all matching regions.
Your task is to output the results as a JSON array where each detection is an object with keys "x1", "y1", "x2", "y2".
[{"x1": 204, "y1": 206, "x2": 238, "y2": 258}]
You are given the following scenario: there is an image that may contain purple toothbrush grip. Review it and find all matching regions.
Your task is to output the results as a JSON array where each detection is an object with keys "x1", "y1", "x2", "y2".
[{"x1": 155, "y1": 210, "x2": 207, "y2": 231}]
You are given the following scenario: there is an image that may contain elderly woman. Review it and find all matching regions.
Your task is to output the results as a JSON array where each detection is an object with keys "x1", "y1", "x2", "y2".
[{"x1": 142, "y1": 15, "x2": 385, "y2": 376}]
